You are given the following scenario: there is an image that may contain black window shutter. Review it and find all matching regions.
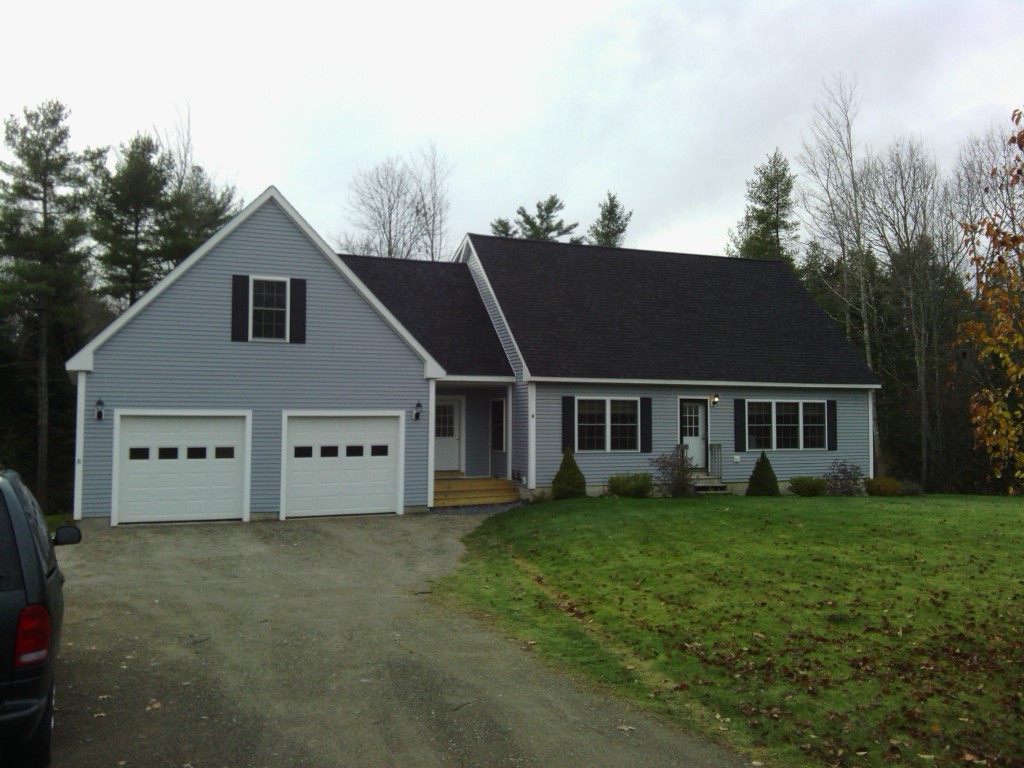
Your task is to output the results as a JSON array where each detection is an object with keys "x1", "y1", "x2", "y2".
[
  {"x1": 734, "y1": 398, "x2": 746, "y2": 452},
  {"x1": 827, "y1": 399, "x2": 838, "y2": 451},
  {"x1": 562, "y1": 396, "x2": 575, "y2": 452},
  {"x1": 231, "y1": 275, "x2": 249, "y2": 342},
  {"x1": 289, "y1": 278, "x2": 306, "y2": 344},
  {"x1": 640, "y1": 398, "x2": 652, "y2": 453}
]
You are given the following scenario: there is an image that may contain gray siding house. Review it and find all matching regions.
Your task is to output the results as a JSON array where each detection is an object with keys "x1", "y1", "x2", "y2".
[{"x1": 66, "y1": 187, "x2": 879, "y2": 524}]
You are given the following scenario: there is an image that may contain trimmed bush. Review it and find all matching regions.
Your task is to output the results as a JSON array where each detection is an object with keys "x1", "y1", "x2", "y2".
[
  {"x1": 552, "y1": 449, "x2": 587, "y2": 499},
  {"x1": 746, "y1": 451, "x2": 780, "y2": 496},
  {"x1": 824, "y1": 459, "x2": 865, "y2": 496},
  {"x1": 606, "y1": 472, "x2": 653, "y2": 498},
  {"x1": 788, "y1": 476, "x2": 828, "y2": 497},
  {"x1": 865, "y1": 476, "x2": 902, "y2": 496}
]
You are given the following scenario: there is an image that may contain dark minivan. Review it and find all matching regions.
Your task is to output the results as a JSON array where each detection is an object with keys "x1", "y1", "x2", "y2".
[{"x1": 0, "y1": 468, "x2": 80, "y2": 767}]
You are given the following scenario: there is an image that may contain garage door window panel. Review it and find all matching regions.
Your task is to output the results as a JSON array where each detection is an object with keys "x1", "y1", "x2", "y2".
[
  {"x1": 346, "y1": 445, "x2": 364, "y2": 457},
  {"x1": 294, "y1": 446, "x2": 313, "y2": 458},
  {"x1": 321, "y1": 445, "x2": 339, "y2": 458},
  {"x1": 158, "y1": 447, "x2": 178, "y2": 460},
  {"x1": 215, "y1": 447, "x2": 234, "y2": 459},
  {"x1": 187, "y1": 447, "x2": 207, "y2": 459},
  {"x1": 129, "y1": 448, "x2": 149, "y2": 461}
]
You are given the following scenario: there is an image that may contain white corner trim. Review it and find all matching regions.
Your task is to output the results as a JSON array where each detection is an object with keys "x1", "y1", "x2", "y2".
[
  {"x1": 427, "y1": 381, "x2": 436, "y2": 508},
  {"x1": 868, "y1": 389, "x2": 875, "y2": 479},
  {"x1": 527, "y1": 382, "x2": 537, "y2": 490},
  {"x1": 72, "y1": 372, "x2": 85, "y2": 521}
]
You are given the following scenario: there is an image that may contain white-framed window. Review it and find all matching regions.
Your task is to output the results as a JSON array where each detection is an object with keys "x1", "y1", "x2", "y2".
[
  {"x1": 250, "y1": 276, "x2": 289, "y2": 341},
  {"x1": 747, "y1": 400, "x2": 827, "y2": 450},
  {"x1": 577, "y1": 398, "x2": 639, "y2": 452}
]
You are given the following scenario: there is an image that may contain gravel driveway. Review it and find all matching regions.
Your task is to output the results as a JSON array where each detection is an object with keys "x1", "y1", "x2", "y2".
[{"x1": 53, "y1": 513, "x2": 749, "y2": 768}]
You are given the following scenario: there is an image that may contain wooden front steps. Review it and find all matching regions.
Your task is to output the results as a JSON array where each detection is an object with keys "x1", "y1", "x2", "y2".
[
  {"x1": 433, "y1": 474, "x2": 520, "y2": 508},
  {"x1": 692, "y1": 471, "x2": 729, "y2": 495}
]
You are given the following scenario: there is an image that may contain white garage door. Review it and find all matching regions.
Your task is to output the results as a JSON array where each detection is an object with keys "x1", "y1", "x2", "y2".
[
  {"x1": 284, "y1": 415, "x2": 401, "y2": 517},
  {"x1": 117, "y1": 414, "x2": 248, "y2": 524}
]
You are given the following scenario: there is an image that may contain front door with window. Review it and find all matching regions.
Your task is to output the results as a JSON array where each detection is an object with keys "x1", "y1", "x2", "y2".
[
  {"x1": 679, "y1": 400, "x2": 708, "y2": 469},
  {"x1": 435, "y1": 398, "x2": 462, "y2": 472}
]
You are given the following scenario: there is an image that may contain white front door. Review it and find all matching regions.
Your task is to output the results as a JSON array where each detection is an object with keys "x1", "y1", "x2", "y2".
[
  {"x1": 435, "y1": 398, "x2": 462, "y2": 472},
  {"x1": 679, "y1": 400, "x2": 707, "y2": 469}
]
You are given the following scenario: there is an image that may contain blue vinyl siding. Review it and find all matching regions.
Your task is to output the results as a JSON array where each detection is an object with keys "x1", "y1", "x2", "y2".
[
  {"x1": 533, "y1": 383, "x2": 872, "y2": 489},
  {"x1": 79, "y1": 199, "x2": 430, "y2": 517}
]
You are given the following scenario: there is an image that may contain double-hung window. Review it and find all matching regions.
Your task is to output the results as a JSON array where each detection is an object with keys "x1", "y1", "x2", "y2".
[
  {"x1": 251, "y1": 277, "x2": 289, "y2": 341},
  {"x1": 231, "y1": 274, "x2": 306, "y2": 344},
  {"x1": 747, "y1": 400, "x2": 827, "y2": 450},
  {"x1": 577, "y1": 398, "x2": 639, "y2": 451}
]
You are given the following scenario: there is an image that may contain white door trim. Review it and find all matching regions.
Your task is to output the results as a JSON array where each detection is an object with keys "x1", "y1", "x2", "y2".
[
  {"x1": 678, "y1": 398, "x2": 709, "y2": 470},
  {"x1": 111, "y1": 409, "x2": 253, "y2": 526},
  {"x1": 279, "y1": 410, "x2": 405, "y2": 519}
]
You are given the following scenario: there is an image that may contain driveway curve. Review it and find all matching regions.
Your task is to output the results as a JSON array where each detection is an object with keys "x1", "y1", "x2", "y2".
[{"x1": 54, "y1": 513, "x2": 750, "y2": 768}]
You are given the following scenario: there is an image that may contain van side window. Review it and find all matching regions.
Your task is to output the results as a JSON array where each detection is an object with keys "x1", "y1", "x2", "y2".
[
  {"x1": 10, "y1": 479, "x2": 55, "y2": 574},
  {"x1": 0, "y1": 493, "x2": 25, "y2": 591}
]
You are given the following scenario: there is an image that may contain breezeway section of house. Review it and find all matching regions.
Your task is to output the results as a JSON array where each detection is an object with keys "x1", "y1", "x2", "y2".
[{"x1": 66, "y1": 186, "x2": 879, "y2": 524}]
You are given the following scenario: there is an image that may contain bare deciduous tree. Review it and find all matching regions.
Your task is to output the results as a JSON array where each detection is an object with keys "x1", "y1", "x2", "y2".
[
  {"x1": 799, "y1": 75, "x2": 881, "y2": 471},
  {"x1": 341, "y1": 143, "x2": 452, "y2": 260}
]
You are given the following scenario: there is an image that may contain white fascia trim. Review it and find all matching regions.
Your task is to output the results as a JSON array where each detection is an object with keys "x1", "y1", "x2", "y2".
[
  {"x1": 67, "y1": 187, "x2": 283, "y2": 374},
  {"x1": 528, "y1": 376, "x2": 881, "y2": 390},
  {"x1": 438, "y1": 375, "x2": 517, "y2": 384},
  {"x1": 527, "y1": 382, "x2": 537, "y2": 490},
  {"x1": 72, "y1": 372, "x2": 85, "y2": 521},
  {"x1": 463, "y1": 237, "x2": 532, "y2": 381},
  {"x1": 111, "y1": 409, "x2": 253, "y2": 527},
  {"x1": 279, "y1": 410, "x2": 407, "y2": 520},
  {"x1": 65, "y1": 186, "x2": 446, "y2": 381}
]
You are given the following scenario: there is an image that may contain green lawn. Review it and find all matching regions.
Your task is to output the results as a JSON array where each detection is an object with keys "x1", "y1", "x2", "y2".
[{"x1": 434, "y1": 496, "x2": 1024, "y2": 768}]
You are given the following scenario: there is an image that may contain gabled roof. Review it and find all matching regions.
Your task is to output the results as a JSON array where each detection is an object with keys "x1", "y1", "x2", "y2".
[
  {"x1": 466, "y1": 234, "x2": 879, "y2": 386},
  {"x1": 339, "y1": 255, "x2": 513, "y2": 378},
  {"x1": 66, "y1": 187, "x2": 444, "y2": 379}
]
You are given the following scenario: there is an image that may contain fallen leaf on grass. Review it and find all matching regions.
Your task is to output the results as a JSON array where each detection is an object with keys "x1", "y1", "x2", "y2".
[
  {"x1": 617, "y1": 725, "x2": 635, "y2": 732},
  {"x1": 145, "y1": 699, "x2": 162, "y2": 711}
]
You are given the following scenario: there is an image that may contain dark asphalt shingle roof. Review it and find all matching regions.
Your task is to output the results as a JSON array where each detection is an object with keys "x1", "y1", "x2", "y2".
[
  {"x1": 467, "y1": 234, "x2": 879, "y2": 386},
  {"x1": 339, "y1": 254, "x2": 513, "y2": 377}
]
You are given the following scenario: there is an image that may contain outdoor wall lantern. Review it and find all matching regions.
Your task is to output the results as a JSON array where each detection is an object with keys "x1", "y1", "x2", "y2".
[
  {"x1": 414, "y1": 401, "x2": 422, "y2": 420},
  {"x1": 95, "y1": 398, "x2": 105, "y2": 421},
  {"x1": 710, "y1": 394, "x2": 720, "y2": 407}
]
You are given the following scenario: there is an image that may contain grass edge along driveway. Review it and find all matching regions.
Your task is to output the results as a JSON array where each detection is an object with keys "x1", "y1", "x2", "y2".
[{"x1": 433, "y1": 496, "x2": 1024, "y2": 768}]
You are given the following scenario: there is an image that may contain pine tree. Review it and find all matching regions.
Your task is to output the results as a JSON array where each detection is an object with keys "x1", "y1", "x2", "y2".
[
  {"x1": 0, "y1": 101, "x2": 105, "y2": 507},
  {"x1": 93, "y1": 133, "x2": 172, "y2": 307},
  {"x1": 490, "y1": 194, "x2": 582, "y2": 243},
  {"x1": 587, "y1": 192, "x2": 632, "y2": 247},
  {"x1": 727, "y1": 149, "x2": 799, "y2": 268}
]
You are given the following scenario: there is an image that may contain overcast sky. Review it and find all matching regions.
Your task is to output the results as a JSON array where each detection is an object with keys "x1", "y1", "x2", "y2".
[{"x1": 4, "y1": 0, "x2": 1020, "y2": 256}]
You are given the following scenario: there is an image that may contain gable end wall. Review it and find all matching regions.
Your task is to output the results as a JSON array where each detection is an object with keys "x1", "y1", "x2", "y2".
[{"x1": 79, "y1": 200, "x2": 430, "y2": 517}]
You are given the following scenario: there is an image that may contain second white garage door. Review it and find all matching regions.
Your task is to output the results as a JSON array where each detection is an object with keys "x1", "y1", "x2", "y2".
[{"x1": 283, "y1": 414, "x2": 402, "y2": 517}]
